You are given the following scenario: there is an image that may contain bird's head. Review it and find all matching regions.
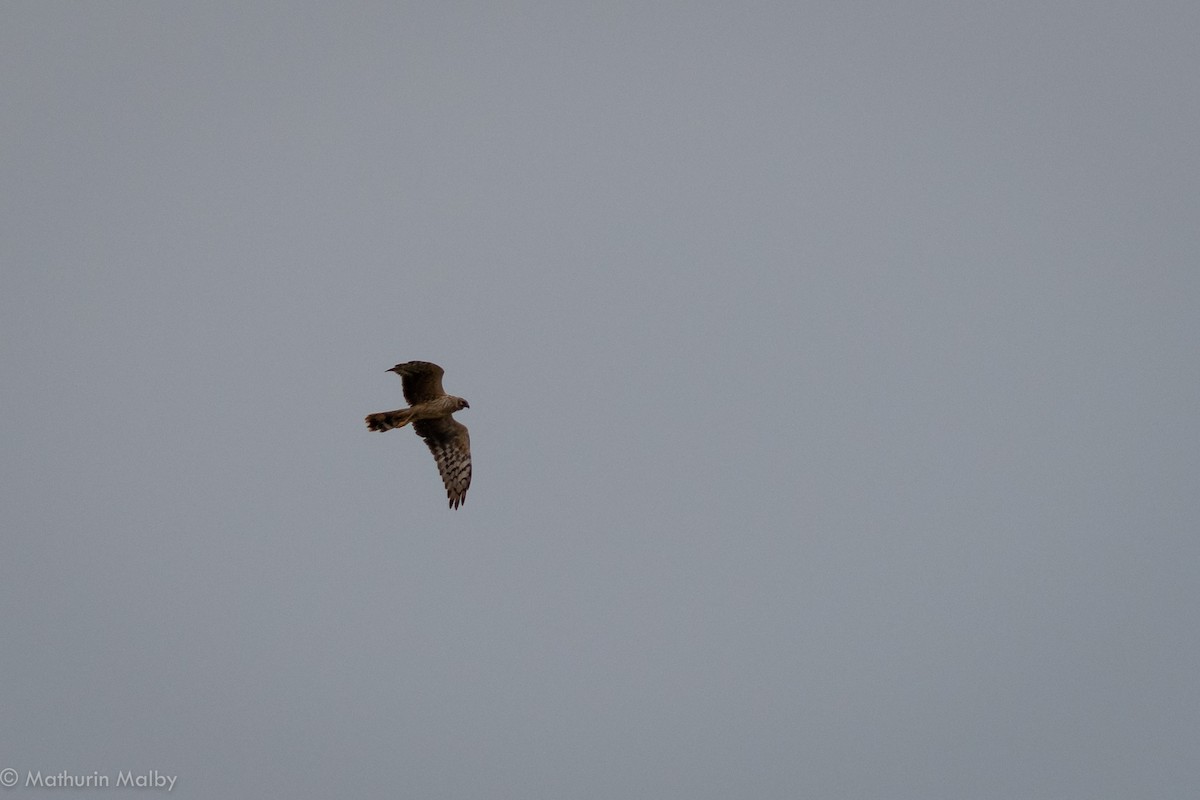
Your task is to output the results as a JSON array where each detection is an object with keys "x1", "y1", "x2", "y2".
[{"x1": 457, "y1": 398, "x2": 470, "y2": 411}]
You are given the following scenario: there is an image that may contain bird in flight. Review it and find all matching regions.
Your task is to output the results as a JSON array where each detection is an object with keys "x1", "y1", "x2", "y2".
[{"x1": 366, "y1": 361, "x2": 472, "y2": 509}]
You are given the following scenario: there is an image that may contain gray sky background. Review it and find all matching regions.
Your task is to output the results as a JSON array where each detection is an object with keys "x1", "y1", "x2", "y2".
[{"x1": 2, "y1": 3, "x2": 1198, "y2": 798}]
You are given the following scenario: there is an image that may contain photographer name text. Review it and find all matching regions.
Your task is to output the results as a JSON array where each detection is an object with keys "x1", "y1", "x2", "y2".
[{"x1": 0, "y1": 769, "x2": 176, "y2": 792}]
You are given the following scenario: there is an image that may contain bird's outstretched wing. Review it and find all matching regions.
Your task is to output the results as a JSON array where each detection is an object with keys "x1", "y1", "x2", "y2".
[
  {"x1": 390, "y1": 361, "x2": 446, "y2": 405},
  {"x1": 413, "y1": 417, "x2": 472, "y2": 509}
]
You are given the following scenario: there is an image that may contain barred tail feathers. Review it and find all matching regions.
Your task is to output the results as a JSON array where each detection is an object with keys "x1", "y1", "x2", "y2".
[{"x1": 365, "y1": 408, "x2": 414, "y2": 432}]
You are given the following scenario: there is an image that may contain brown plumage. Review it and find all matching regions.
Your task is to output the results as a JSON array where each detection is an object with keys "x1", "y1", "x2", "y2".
[{"x1": 366, "y1": 361, "x2": 471, "y2": 509}]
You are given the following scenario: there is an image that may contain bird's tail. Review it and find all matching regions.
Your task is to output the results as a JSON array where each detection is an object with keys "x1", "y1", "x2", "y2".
[{"x1": 365, "y1": 408, "x2": 414, "y2": 432}]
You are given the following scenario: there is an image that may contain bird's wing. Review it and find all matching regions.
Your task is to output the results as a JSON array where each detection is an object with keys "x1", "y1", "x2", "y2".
[
  {"x1": 412, "y1": 417, "x2": 472, "y2": 509},
  {"x1": 392, "y1": 361, "x2": 446, "y2": 404}
]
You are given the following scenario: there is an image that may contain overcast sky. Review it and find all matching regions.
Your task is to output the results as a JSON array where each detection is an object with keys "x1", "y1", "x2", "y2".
[{"x1": 3, "y1": 2, "x2": 1198, "y2": 798}]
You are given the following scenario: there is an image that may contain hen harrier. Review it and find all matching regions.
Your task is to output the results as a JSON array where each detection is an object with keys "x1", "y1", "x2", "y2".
[{"x1": 365, "y1": 361, "x2": 471, "y2": 509}]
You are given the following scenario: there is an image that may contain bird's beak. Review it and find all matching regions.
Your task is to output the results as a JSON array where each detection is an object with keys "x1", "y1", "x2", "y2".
[
  {"x1": 462, "y1": 401, "x2": 470, "y2": 408},
  {"x1": 386, "y1": 366, "x2": 400, "y2": 373}
]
